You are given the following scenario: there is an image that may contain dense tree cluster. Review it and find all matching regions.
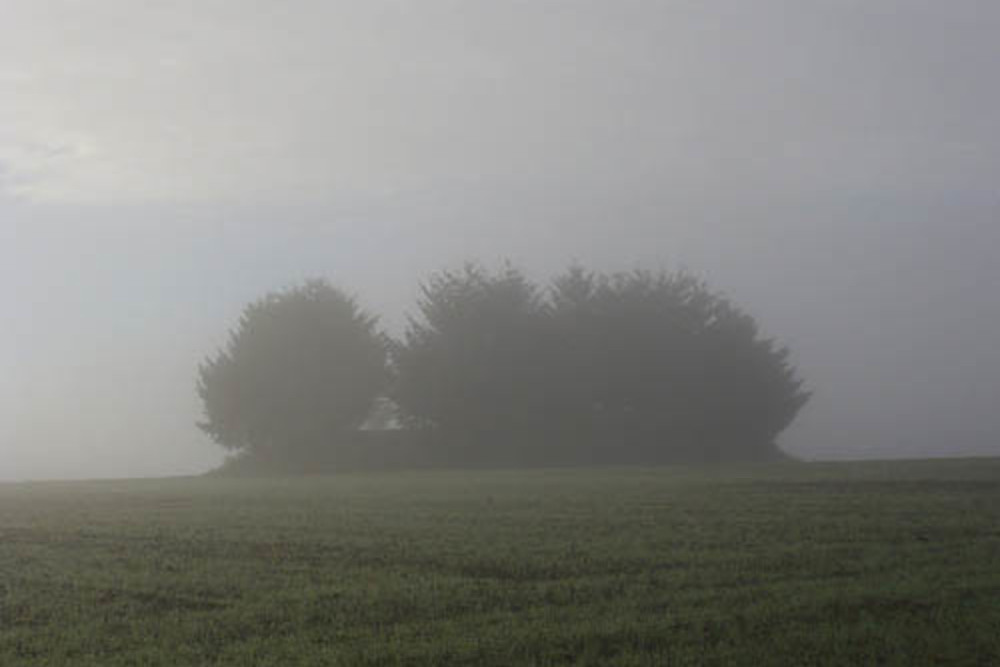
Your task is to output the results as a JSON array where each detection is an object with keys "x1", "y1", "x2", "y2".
[
  {"x1": 198, "y1": 264, "x2": 809, "y2": 470},
  {"x1": 394, "y1": 265, "x2": 808, "y2": 464}
]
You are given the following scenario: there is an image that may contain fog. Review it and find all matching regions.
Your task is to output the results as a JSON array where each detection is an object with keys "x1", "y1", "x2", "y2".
[{"x1": 3, "y1": 1, "x2": 999, "y2": 480}]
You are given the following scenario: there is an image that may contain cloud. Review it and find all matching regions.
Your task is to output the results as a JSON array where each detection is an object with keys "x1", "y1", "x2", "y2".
[{"x1": 3, "y1": 1, "x2": 998, "y2": 206}]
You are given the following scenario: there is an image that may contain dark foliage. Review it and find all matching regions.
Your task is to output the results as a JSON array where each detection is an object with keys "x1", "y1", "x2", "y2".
[
  {"x1": 197, "y1": 280, "x2": 389, "y2": 458},
  {"x1": 547, "y1": 266, "x2": 810, "y2": 462},
  {"x1": 199, "y1": 264, "x2": 809, "y2": 470},
  {"x1": 393, "y1": 263, "x2": 809, "y2": 464},
  {"x1": 392, "y1": 264, "x2": 554, "y2": 463}
]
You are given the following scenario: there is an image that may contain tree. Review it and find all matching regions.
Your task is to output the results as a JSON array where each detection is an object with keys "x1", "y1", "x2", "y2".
[
  {"x1": 197, "y1": 280, "x2": 389, "y2": 460},
  {"x1": 393, "y1": 262, "x2": 809, "y2": 465},
  {"x1": 548, "y1": 267, "x2": 810, "y2": 462},
  {"x1": 392, "y1": 263, "x2": 553, "y2": 462}
]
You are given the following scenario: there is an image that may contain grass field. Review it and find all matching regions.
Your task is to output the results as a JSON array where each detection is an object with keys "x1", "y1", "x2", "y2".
[{"x1": 1, "y1": 459, "x2": 999, "y2": 665}]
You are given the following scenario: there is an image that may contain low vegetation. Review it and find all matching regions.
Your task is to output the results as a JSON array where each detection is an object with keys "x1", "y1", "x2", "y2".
[{"x1": 2, "y1": 459, "x2": 998, "y2": 665}]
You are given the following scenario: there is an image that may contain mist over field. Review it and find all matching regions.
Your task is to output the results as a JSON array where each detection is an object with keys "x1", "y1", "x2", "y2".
[{"x1": 3, "y1": 1, "x2": 1000, "y2": 480}]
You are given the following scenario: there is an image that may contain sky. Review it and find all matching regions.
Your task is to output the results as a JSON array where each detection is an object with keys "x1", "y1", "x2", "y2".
[{"x1": 2, "y1": 0, "x2": 999, "y2": 480}]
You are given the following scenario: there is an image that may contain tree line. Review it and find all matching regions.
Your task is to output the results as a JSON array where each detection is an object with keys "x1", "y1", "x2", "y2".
[{"x1": 198, "y1": 263, "x2": 810, "y2": 471}]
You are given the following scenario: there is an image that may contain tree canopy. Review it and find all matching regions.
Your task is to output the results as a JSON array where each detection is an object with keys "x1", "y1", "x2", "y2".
[
  {"x1": 392, "y1": 264, "x2": 553, "y2": 462},
  {"x1": 197, "y1": 280, "x2": 388, "y2": 459},
  {"x1": 545, "y1": 267, "x2": 809, "y2": 462},
  {"x1": 392, "y1": 264, "x2": 809, "y2": 464},
  {"x1": 199, "y1": 264, "x2": 809, "y2": 470}
]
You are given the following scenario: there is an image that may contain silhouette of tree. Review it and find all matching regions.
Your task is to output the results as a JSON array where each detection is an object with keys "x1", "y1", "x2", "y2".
[
  {"x1": 393, "y1": 262, "x2": 809, "y2": 464},
  {"x1": 392, "y1": 263, "x2": 553, "y2": 461},
  {"x1": 197, "y1": 280, "x2": 388, "y2": 459},
  {"x1": 548, "y1": 267, "x2": 810, "y2": 461}
]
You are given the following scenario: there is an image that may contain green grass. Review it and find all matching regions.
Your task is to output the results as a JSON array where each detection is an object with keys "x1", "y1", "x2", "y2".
[{"x1": 2, "y1": 459, "x2": 999, "y2": 665}]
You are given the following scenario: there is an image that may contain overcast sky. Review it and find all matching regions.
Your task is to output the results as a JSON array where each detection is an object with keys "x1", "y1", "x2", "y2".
[{"x1": 3, "y1": 1, "x2": 999, "y2": 480}]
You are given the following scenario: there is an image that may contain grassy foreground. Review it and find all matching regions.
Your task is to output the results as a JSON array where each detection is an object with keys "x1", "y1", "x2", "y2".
[{"x1": 1, "y1": 459, "x2": 998, "y2": 666}]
